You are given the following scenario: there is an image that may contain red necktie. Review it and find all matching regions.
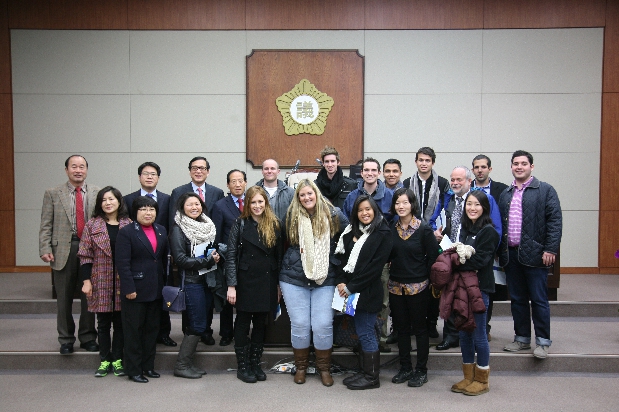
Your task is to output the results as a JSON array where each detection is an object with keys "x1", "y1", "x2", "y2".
[
  {"x1": 75, "y1": 186, "x2": 85, "y2": 238},
  {"x1": 238, "y1": 197, "x2": 243, "y2": 212},
  {"x1": 197, "y1": 187, "x2": 205, "y2": 202}
]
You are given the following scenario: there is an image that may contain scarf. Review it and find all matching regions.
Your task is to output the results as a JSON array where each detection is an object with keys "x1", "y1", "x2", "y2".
[
  {"x1": 298, "y1": 213, "x2": 331, "y2": 285},
  {"x1": 316, "y1": 166, "x2": 344, "y2": 200},
  {"x1": 335, "y1": 219, "x2": 379, "y2": 273},
  {"x1": 174, "y1": 211, "x2": 216, "y2": 251},
  {"x1": 411, "y1": 169, "x2": 440, "y2": 223}
]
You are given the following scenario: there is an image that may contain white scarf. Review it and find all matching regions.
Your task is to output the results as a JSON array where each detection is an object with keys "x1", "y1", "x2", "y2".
[
  {"x1": 299, "y1": 213, "x2": 331, "y2": 285},
  {"x1": 174, "y1": 211, "x2": 216, "y2": 250},
  {"x1": 335, "y1": 222, "x2": 374, "y2": 273}
]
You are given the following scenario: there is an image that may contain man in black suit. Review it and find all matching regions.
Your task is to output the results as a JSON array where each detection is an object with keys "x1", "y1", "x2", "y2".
[
  {"x1": 209, "y1": 169, "x2": 247, "y2": 346},
  {"x1": 169, "y1": 157, "x2": 224, "y2": 229},
  {"x1": 123, "y1": 161, "x2": 176, "y2": 347},
  {"x1": 471, "y1": 154, "x2": 509, "y2": 342}
]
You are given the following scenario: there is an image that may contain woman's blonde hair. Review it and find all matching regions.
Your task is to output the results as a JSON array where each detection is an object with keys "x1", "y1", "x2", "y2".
[
  {"x1": 241, "y1": 185, "x2": 280, "y2": 248},
  {"x1": 286, "y1": 179, "x2": 339, "y2": 245}
]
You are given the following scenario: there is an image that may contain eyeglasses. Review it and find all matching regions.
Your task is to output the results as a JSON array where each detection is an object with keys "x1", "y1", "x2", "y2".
[
  {"x1": 141, "y1": 172, "x2": 158, "y2": 177},
  {"x1": 137, "y1": 207, "x2": 156, "y2": 213},
  {"x1": 229, "y1": 179, "x2": 245, "y2": 185},
  {"x1": 190, "y1": 166, "x2": 208, "y2": 172}
]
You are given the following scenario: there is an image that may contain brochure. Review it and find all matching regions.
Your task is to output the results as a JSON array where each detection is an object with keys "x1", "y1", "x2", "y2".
[{"x1": 332, "y1": 287, "x2": 360, "y2": 316}]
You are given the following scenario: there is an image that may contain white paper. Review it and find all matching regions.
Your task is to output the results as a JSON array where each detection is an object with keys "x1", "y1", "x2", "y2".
[
  {"x1": 439, "y1": 235, "x2": 453, "y2": 251},
  {"x1": 493, "y1": 258, "x2": 507, "y2": 285},
  {"x1": 331, "y1": 287, "x2": 359, "y2": 316},
  {"x1": 192, "y1": 242, "x2": 217, "y2": 276}
]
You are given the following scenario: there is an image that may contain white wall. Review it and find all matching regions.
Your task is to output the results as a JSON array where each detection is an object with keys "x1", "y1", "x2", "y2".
[{"x1": 11, "y1": 28, "x2": 603, "y2": 267}]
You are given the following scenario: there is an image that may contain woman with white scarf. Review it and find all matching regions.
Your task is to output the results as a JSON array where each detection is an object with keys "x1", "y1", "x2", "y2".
[
  {"x1": 279, "y1": 179, "x2": 348, "y2": 386},
  {"x1": 335, "y1": 195, "x2": 393, "y2": 390},
  {"x1": 170, "y1": 192, "x2": 220, "y2": 379}
]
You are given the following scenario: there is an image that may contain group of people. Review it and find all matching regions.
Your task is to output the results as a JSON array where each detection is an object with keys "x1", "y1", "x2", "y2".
[{"x1": 39, "y1": 146, "x2": 562, "y2": 394}]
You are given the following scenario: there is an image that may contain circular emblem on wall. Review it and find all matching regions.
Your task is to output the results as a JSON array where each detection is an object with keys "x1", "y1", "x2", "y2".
[{"x1": 276, "y1": 79, "x2": 334, "y2": 135}]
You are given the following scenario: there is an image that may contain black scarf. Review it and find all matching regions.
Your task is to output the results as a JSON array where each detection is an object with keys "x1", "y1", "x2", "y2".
[{"x1": 316, "y1": 166, "x2": 344, "y2": 199}]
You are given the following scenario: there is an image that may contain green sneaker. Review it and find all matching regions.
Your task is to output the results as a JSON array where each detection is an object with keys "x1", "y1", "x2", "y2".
[
  {"x1": 95, "y1": 360, "x2": 111, "y2": 377},
  {"x1": 112, "y1": 359, "x2": 126, "y2": 376}
]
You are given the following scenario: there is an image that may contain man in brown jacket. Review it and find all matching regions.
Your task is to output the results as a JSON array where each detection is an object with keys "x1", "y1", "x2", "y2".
[{"x1": 39, "y1": 155, "x2": 100, "y2": 354}]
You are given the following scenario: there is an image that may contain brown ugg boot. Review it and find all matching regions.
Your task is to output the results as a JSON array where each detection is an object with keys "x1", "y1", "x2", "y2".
[
  {"x1": 462, "y1": 365, "x2": 489, "y2": 396},
  {"x1": 451, "y1": 363, "x2": 475, "y2": 393},
  {"x1": 315, "y1": 348, "x2": 334, "y2": 387},
  {"x1": 292, "y1": 347, "x2": 310, "y2": 384}
]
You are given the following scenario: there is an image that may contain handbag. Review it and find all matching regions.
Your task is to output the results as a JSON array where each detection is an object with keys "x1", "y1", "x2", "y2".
[{"x1": 162, "y1": 256, "x2": 186, "y2": 312}]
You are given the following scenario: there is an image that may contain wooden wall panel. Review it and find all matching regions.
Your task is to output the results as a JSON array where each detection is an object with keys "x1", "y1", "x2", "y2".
[
  {"x1": 247, "y1": 51, "x2": 363, "y2": 168},
  {"x1": 599, "y1": 93, "x2": 619, "y2": 211},
  {"x1": 49, "y1": 0, "x2": 128, "y2": 29},
  {"x1": 599, "y1": 211, "x2": 619, "y2": 268},
  {"x1": 128, "y1": 0, "x2": 245, "y2": 30},
  {"x1": 484, "y1": 0, "x2": 606, "y2": 28},
  {"x1": 365, "y1": 0, "x2": 483, "y2": 29},
  {"x1": 246, "y1": 0, "x2": 364, "y2": 30},
  {"x1": 7, "y1": 0, "x2": 50, "y2": 28},
  {"x1": 0, "y1": 211, "x2": 15, "y2": 266},
  {"x1": 604, "y1": 0, "x2": 619, "y2": 92},
  {"x1": 0, "y1": 0, "x2": 10, "y2": 94},
  {"x1": 0, "y1": 93, "x2": 13, "y2": 212}
]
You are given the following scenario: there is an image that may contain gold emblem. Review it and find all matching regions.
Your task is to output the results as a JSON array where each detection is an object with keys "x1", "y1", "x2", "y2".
[{"x1": 276, "y1": 79, "x2": 334, "y2": 135}]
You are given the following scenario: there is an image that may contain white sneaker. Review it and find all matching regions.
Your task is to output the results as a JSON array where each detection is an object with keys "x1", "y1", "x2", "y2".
[
  {"x1": 503, "y1": 341, "x2": 531, "y2": 352},
  {"x1": 533, "y1": 345, "x2": 549, "y2": 359}
]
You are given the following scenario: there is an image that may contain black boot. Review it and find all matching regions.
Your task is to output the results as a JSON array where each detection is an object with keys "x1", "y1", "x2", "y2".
[
  {"x1": 174, "y1": 335, "x2": 202, "y2": 379},
  {"x1": 346, "y1": 350, "x2": 380, "y2": 390},
  {"x1": 235, "y1": 345, "x2": 257, "y2": 383},
  {"x1": 249, "y1": 343, "x2": 266, "y2": 381},
  {"x1": 343, "y1": 349, "x2": 364, "y2": 385}
]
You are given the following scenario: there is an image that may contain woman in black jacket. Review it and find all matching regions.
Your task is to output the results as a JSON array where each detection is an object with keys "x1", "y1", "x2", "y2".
[
  {"x1": 225, "y1": 186, "x2": 282, "y2": 383},
  {"x1": 116, "y1": 196, "x2": 168, "y2": 383},
  {"x1": 279, "y1": 179, "x2": 348, "y2": 386},
  {"x1": 170, "y1": 192, "x2": 220, "y2": 379},
  {"x1": 388, "y1": 188, "x2": 439, "y2": 388},
  {"x1": 451, "y1": 190, "x2": 499, "y2": 396},
  {"x1": 335, "y1": 195, "x2": 393, "y2": 390}
]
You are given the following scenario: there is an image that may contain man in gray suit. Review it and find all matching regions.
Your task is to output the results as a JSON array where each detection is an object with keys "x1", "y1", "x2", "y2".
[{"x1": 39, "y1": 155, "x2": 99, "y2": 354}]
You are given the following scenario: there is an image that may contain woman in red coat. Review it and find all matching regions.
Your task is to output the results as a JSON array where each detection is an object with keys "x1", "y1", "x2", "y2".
[{"x1": 78, "y1": 186, "x2": 131, "y2": 378}]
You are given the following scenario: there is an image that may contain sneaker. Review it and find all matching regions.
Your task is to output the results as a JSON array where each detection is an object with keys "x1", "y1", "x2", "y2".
[
  {"x1": 407, "y1": 369, "x2": 428, "y2": 387},
  {"x1": 533, "y1": 345, "x2": 549, "y2": 359},
  {"x1": 503, "y1": 341, "x2": 531, "y2": 352},
  {"x1": 391, "y1": 368, "x2": 414, "y2": 384},
  {"x1": 112, "y1": 359, "x2": 126, "y2": 376},
  {"x1": 95, "y1": 360, "x2": 111, "y2": 377}
]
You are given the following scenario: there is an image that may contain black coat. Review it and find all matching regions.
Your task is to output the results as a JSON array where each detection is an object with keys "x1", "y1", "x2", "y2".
[
  {"x1": 116, "y1": 222, "x2": 168, "y2": 302},
  {"x1": 169, "y1": 225, "x2": 216, "y2": 284},
  {"x1": 225, "y1": 218, "x2": 282, "y2": 313},
  {"x1": 335, "y1": 219, "x2": 393, "y2": 313}
]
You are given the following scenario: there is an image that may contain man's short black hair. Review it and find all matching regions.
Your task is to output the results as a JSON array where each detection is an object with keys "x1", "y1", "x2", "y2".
[
  {"x1": 362, "y1": 157, "x2": 381, "y2": 172},
  {"x1": 415, "y1": 147, "x2": 436, "y2": 163},
  {"x1": 472, "y1": 155, "x2": 491, "y2": 168},
  {"x1": 138, "y1": 162, "x2": 161, "y2": 176},
  {"x1": 188, "y1": 156, "x2": 210, "y2": 170},
  {"x1": 511, "y1": 150, "x2": 533, "y2": 165},
  {"x1": 383, "y1": 158, "x2": 402, "y2": 172},
  {"x1": 65, "y1": 155, "x2": 88, "y2": 168},
  {"x1": 227, "y1": 169, "x2": 247, "y2": 183}
]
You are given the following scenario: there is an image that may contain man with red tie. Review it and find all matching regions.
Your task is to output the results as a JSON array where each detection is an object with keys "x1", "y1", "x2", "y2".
[
  {"x1": 210, "y1": 169, "x2": 248, "y2": 346},
  {"x1": 39, "y1": 155, "x2": 100, "y2": 354}
]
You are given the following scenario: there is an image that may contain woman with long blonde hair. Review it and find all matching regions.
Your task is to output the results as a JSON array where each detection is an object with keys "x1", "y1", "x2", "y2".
[
  {"x1": 225, "y1": 186, "x2": 283, "y2": 383},
  {"x1": 280, "y1": 179, "x2": 348, "y2": 386}
]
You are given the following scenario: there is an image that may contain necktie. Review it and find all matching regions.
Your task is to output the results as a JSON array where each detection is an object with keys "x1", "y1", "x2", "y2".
[
  {"x1": 450, "y1": 197, "x2": 463, "y2": 242},
  {"x1": 197, "y1": 187, "x2": 204, "y2": 202},
  {"x1": 238, "y1": 197, "x2": 243, "y2": 212},
  {"x1": 145, "y1": 193, "x2": 155, "y2": 199},
  {"x1": 75, "y1": 186, "x2": 85, "y2": 238}
]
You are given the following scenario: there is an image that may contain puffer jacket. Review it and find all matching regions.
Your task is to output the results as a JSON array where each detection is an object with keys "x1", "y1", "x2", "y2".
[
  {"x1": 279, "y1": 208, "x2": 349, "y2": 288},
  {"x1": 498, "y1": 177, "x2": 562, "y2": 268},
  {"x1": 255, "y1": 178, "x2": 295, "y2": 223}
]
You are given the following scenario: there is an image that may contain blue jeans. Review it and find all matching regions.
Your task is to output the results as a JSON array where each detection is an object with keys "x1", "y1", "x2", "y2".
[
  {"x1": 505, "y1": 248, "x2": 552, "y2": 346},
  {"x1": 459, "y1": 292, "x2": 490, "y2": 367},
  {"x1": 354, "y1": 309, "x2": 379, "y2": 352},
  {"x1": 279, "y1": 281, "x2": 334, "y2": 350},
  {"x1": 184, "y1": 282, "x2": 213, "y2": 335}
]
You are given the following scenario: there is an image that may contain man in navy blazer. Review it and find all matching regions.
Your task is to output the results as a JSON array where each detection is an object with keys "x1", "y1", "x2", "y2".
[
  {"x1": 123, "y1": 161, "x2": 175, "y2": 347},
  {"x1": 209, "y1": 169, "x2": 247, "y2": 346},
  {"x1": 169, "y1": 157, "x2": 224, "y2": 229}
]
